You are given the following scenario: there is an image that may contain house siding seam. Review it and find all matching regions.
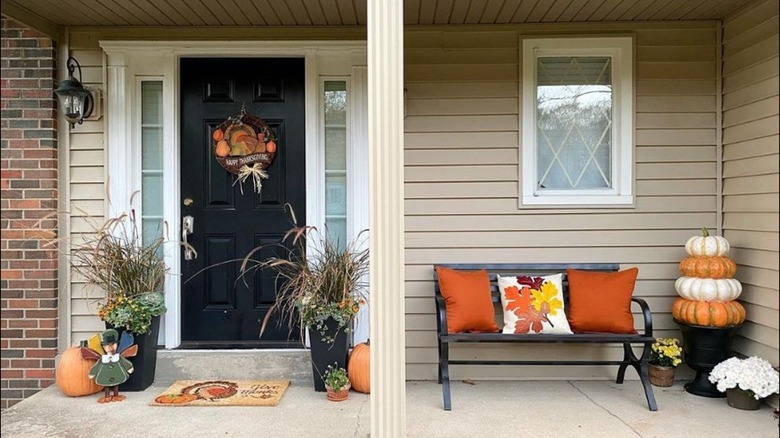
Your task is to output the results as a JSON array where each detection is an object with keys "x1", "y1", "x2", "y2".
[
  {"x1": 0, "y1": 17, "x2": 59, "y2": 409},
  {"x1": 721, "y1": 0, "x2": 780, "y2": 409}
]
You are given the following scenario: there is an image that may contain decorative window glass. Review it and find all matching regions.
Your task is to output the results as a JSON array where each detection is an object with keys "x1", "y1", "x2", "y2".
[
  {"x1": 140, "y1": 81, "x2": 164, "y2": 247},
  {"x1": 324, "y1": 81, "x2": 348, "y2": 245},
  {"x1": 521, "y1": 37, "x2": 633, "y2": 206}
]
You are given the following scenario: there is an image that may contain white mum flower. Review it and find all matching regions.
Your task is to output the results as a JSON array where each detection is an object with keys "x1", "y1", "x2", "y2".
[{"x1": 709, "y1": 356, "x2": 780, "y2": 400}]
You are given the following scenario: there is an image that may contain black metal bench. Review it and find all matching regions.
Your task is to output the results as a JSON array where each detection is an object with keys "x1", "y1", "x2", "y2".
[{"x1": 433, "y1": 263, "x2": 657, "y2": 411}]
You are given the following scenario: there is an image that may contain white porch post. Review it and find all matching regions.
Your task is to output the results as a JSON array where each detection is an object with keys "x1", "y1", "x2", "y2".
[
  {"x1": 368, "y1": 0, "x2": 406, "y2": 436},
  {"x1": 106, "y1": 55, "x2": 131, "y2": 218}
]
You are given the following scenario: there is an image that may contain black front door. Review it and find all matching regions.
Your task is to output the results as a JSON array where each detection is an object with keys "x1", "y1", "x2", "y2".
[{"x1": 180, "y1": 57, "x2": 305, "y2": 348}]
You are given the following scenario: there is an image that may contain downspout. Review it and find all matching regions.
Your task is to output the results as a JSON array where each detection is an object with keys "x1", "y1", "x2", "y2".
[
  {"x1": 56, "y1": 27, "x2": 72, "y2": 351},
  {"x1": 716, "y1": 21, "x2": 724, "y2": 236}
]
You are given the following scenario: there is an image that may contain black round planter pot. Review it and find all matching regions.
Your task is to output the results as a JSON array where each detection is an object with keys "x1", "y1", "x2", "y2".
[
  {"x1": 105, "y1": 315, "x2": 161, "y2": 392},
  {"x1": 676, "y1": 319, "x2": 742, "y2": 398},
  {"x1": 308, "y1": 317, "x2": 349, "y2": 392}
]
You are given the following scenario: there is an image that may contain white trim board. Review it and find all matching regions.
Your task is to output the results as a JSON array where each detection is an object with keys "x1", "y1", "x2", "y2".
[{"x1": 100, "y1": 40, "x2": 368, "y2": 349}]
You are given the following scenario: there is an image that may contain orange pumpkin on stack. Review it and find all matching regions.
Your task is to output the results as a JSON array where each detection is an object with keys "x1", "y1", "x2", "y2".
[{"x1": 672, "y1": 227, "x2": 745, "y2": 327}]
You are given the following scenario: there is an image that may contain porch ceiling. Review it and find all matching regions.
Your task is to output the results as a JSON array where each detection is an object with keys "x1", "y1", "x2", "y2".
[{"x1": 3, "y1": 0, "x2": 760, "y2": 35}]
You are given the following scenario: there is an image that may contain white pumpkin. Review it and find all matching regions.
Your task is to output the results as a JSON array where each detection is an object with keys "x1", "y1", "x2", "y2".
[
  {"x1": 675, "y1": 276, "x2": 742, "y2": 302},
  {"x1": 685, "y1": 227, "x2": 730, "y2": 257}
]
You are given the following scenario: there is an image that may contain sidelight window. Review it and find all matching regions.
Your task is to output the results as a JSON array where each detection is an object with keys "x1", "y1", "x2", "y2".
[
  {"x1": 323, "y1": 80, "x2": 348, "y2": 245},
  {"x1": 140, "y1": 80, "x2": 164, "y2": 246}
]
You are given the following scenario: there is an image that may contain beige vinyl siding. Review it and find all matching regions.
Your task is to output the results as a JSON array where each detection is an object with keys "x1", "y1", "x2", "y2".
[
  {"x1": 66, "y1": 47, "x2": 106, "y2": 343},
  {"x1": 404, "y1": 23, "x2": 718, "y2": 380},
  {"x1": 722, "y1": 0, "x2": 780, "y2": 407}
]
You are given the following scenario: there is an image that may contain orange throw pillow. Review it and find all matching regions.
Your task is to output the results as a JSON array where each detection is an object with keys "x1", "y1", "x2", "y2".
[
  {"x1": 566, "y1": 268, "x2": 639, "y2": 334},
  {"x1": 436, "y1": 267, "x2": 499, "y2": 333}
]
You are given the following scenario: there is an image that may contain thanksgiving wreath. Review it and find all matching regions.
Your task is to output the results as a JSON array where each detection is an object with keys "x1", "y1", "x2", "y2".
[{"x1": 211, "y1": 108, "x2": 278, "y2": 194}]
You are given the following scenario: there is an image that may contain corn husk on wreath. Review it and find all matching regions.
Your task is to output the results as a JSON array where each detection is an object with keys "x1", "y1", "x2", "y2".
[
  {"x1": 211, "y1": 107, "x2": 278, "y2": 194},
  {"x1": 672, "y1": 227, "x2": 746, "y2": 327}
]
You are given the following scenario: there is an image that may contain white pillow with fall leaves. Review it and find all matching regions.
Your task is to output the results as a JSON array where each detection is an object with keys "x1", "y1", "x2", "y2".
[{"x1": 497, "y1": 273, "x2": 573, "y2": 335}]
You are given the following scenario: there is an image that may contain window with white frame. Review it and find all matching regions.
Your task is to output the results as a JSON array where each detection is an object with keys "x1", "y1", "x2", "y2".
[{"x1": 521, "y1": 37, "x2": 634, "y2": 206}]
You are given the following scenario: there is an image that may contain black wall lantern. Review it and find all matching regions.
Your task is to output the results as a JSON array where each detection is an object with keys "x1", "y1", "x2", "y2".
[{"x1": 55, "y1": 57, "x2": 94, "y2": 128}]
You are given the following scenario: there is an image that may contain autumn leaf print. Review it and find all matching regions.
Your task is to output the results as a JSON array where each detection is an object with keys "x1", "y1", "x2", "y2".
[
  {"x1": 530, "y1": 281, "x2": 563, "y2": 317},
  {"x1": 504, "y1": 285, "x2": 552, "y2": 333},
  {"x1": 514, "y1": 302, "x2": 551, "y2": 333},
  {"x1": 537, "y1": 301, "x2": 553, "y2": 329},
  {"x1": 516, "y1": 276, "x2": 544, "y2": 290},
  {"x1": 503, "y1": 285, "x2": 532, "y2": 314}
]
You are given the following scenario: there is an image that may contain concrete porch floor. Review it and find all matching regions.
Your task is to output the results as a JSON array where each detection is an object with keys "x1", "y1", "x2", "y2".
[{"x1": 1, "y1": 380, "x2": 777, "y2": 437}]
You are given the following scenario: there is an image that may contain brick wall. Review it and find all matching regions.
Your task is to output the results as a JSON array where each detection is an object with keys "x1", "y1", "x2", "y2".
[{"x1": 0, "y1": 16, "x2": 58, "y2": 409}]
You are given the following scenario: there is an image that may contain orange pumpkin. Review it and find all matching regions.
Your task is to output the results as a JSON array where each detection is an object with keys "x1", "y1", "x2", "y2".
[
  {"x1": 266, "y1": 140, "x2": 277, "y2": 153},
  {"x1": 672, "y1": 298, "x2": 746, "y2": 327},
  {"x1": 252, "y1": 139, "x2": 266, "y2": 153},
  {"x1": 212, "y1": 129, "x2": 224, "y2": 142},
  {"x1": 347, "y1": 341, "x2": 370, "y2": 394},
  {"x1": 56, "y1": 343, "x2": 103, "y2": 397},
  {"x1": 215, "y1": 140, "x2": 230, "y2": 158},
  {"x1": 679, "y1": 256, "x2": 736, "y2": 278}
]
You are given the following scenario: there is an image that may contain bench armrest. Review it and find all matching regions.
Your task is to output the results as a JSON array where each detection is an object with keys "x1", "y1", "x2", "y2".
[
  {"x1": 631, "y1": 297, "x2": 653, "y2": 337},
  {"x1": 434, "y1": 294, "x2": 448, "y2": 336}
]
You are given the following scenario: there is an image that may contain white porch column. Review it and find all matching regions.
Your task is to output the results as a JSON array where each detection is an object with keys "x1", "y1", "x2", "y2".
[
  {"x1": 105, "y1": 53, "x2": 131, "y2": 218},
  {"x1": 368, "y1": 0, "x2": 406, "y2": 436}
]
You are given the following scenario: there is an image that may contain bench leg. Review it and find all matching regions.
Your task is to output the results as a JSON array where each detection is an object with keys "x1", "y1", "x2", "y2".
[
  {"x1": 637, "y1": 342, "x2": 658, "y2": 411},
  {"x1": 439, "y1": 341, "x2": 452, "y2": 410},
  {"x1": 616, "y1": 343, "x2": 632, "y2": 384},
  {"x1": 616, "y1": 342, "x2": 658, "y2": 411},
  {"x1": 437, "y1": 336, "x2": 443, "y2": 384},
  {"x1": 638, "y1": 359, "x2": 658, "y2": 411}
]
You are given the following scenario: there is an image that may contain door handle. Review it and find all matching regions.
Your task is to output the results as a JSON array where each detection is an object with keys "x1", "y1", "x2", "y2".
[{"x1": 182, "y1": 215, "x2": 197, "y2": 260}]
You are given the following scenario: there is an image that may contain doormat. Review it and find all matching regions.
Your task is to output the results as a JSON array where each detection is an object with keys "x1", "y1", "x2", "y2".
[{"x1": 150, "y1": 380, "x2": 289, "y2": 406}]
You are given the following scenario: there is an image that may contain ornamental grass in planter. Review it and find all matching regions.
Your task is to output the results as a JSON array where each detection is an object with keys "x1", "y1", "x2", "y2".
[
  {"x1": 240, "y1": 208, "x2": 369, "y2": 391},
  {"x1": 49, "y1": 202, "x2": 184, "y2": 391},
  {"x1": 68, "y1": 209, "x2": 168, "y2": 338},
  {"x1": 71, "y1": 210, "x2": 167, "y2": 391},
  {"x1": 248, "y1": 223, "x2": 368, "y2": 341}
]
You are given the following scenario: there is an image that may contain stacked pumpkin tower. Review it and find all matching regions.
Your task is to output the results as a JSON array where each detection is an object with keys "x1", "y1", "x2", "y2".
[{"x1": 672, "y1": 228, "x2": 746, "y2": 327}]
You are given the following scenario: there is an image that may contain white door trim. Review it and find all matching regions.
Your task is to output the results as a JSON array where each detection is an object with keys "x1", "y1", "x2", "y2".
[{"x1": 101, "y1": 40, "x2": 367, "y2": 349}]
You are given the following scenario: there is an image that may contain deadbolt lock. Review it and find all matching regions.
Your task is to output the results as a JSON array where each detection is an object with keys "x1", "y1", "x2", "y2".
[{"x1": 183, "y1": 197, "x2": 194, "y2": 206}]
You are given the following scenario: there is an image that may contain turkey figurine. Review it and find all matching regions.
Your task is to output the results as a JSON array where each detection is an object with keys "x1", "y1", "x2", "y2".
[{"x1": 80, "y1": 329, "x2": 138, "y2": 403}]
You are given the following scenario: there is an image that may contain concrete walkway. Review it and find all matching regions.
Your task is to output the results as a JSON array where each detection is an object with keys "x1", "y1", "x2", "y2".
[{"x1": 2, "y1": 380, "x2": 777, "y2": 437}]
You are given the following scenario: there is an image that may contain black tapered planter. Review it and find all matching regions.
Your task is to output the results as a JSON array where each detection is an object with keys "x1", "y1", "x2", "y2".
[
  {"x1": 309, "y1": 317, "x2": 349, "y2": 392},
  {"x1": 676, "y1": 319, "x2": 742, "y2": 398},
  {"x1": 106, "y1": 315, "x2": 161, "y2": 392}
]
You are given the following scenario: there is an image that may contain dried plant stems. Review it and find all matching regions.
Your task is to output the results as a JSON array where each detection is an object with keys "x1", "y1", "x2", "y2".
[
  {"x1": 242, "y1": 224, "x2": 369, "y2": 339},
  {"x1": 70, "y1": 211, "x2": 167, "y2": 300}
]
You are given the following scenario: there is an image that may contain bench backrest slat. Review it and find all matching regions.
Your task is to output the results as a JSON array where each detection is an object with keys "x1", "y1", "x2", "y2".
[{"x1": 433, "y1": 263, "x2": 620, "y2": 304}]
